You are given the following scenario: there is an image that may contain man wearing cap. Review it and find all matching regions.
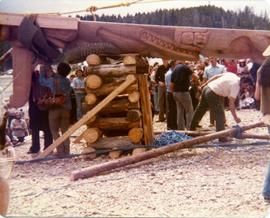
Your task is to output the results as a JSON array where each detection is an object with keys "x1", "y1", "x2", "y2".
[{"x1": 190, "y1": 72, "x2": 241, "y2": 141}]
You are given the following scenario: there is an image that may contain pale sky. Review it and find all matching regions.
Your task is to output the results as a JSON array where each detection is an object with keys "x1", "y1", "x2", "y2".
[{"x1": 0, "y1": 0, "x2": 269, "y2": 17}]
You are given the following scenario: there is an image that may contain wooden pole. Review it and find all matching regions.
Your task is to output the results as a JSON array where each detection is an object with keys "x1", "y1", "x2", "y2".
[
  {"x1": 36, "y1": 74, "x2": 136, "y2": 159},
  {"x1": 241, "y1": 133, "x2": 270, "y2": 140},
  {"x1": 137, "y1": 74, "x2": 153, "y2": 145},
  {"x1": 71, "y1": 122, "x2": 264, "y2": 180}
]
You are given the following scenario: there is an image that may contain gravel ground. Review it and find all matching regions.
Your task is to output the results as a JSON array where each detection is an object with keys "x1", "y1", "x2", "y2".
[{"x1": 6, "y1": 109, "x2": 270, "y2": 217}]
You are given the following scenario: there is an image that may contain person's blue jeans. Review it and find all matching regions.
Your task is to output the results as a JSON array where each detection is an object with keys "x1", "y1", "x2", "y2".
[
  {"x1": 75, "y1": 93, "x2": 85, "y2": 120},
  {"x1": 262, "y1": 126, "x2": 270, "y2": 199}
]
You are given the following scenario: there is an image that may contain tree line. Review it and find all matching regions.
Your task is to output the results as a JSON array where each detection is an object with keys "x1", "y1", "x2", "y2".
[{"x1": 78, "y1": 5, "x2": 270, "y2": 30}]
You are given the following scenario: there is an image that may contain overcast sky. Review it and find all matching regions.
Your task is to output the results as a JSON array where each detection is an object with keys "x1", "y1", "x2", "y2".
[{"x1": 0, "y1": 0, "x2": 269, "y2": 17}]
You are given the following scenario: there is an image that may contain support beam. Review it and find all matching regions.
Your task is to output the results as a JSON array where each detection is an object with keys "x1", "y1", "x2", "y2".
[
  {"x1": 70, "y1": 122, "x2": 264, "y2": 180},
  {"x1": 36, "y1": 74, "x2": 136, "y2": 159},
  {"x1": 137, "y1": 74, "x2": 153, "y2": 145}
]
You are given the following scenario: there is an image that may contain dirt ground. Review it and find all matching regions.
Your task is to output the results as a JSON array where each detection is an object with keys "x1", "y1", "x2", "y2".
[{"x1": 6, "y1": 109, "x2": 270, "y2": 217}]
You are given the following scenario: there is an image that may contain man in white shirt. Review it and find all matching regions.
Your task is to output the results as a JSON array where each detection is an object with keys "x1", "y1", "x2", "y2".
[{"x1": 190, "y1": 72, "x2": 241, "y2": 140}]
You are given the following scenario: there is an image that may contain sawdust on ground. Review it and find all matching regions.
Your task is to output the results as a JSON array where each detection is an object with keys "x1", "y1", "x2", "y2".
[{"x1": 7, "y1": 109, "x2": 270, "y2": 217}]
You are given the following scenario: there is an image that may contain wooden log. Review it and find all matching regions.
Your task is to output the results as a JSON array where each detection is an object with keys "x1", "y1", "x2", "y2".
[
  {"x1": 70, "y1": 122, "x2": 264, "y2": 180},
  {"x1": 137, "y1": 74, "x2": 154, "y2": 145},
  {"x1": 132, "y1": 148, "x2": 147, "y2": 155},
  {"x1": 102, "y1": 75, "x2": 128, "y2": 84},
  {"x1": 0, "y1": 177, "x2": 9, "y2": 216},
  {"x1": 82, "y1": 97, "x2": 140, "y2": 114},
  {"x1": 87, "y1": 64, "x2": 136, "y2": 77},
  {"x1": 92, "y1": 117, "x2": 141, "y2": 130},
  {"x1": 128, "y1": 128, "x2": 143, "y2": 144},
  {"x1": 123, "y1": 55, "x2": 136, "y2": 65},
  {"x1": 88, "y1": 136, "x2": 132, "y2": 150},
  {"x1": 86, "y1": 83, "x2": 138, "y2": 96},
  {"x1": 86, "y1": 54, "x2": 101, "y2": 66},
  {"x1": 241, "y1": 133, "x2": 270, "y2": 140},
  {"x1": 82, "y1": 128, "x2": 102, "y2": 144},
  {"x1": 127, "y1": 110, "x2": 141, "y2": 122},
  {"x1": 36, "y1": 74, "x2": 136, "y2": 159},
  {"x1": 85, "y1": 93, "x2": 97, "y2": 105},
  {"x1": 128, "y1": 91, "x2": 140, "y2": 103},
  {"x1": 85, "y1": 74, "x2": 102, "y2": 89},
  {"x1": 81, "y1": 147, "x2": 96, "y2": 161},
  {"x1": 109, "y1": 151, "x2": 122, "y2": 159}
]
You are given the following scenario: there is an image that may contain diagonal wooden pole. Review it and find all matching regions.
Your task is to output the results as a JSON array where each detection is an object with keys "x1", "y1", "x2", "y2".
[
  {"x1": 36, "y1": 74, "x2": 136, "y2": 159},
  {"x1": 71, "y1": 121, "x2": 264, "y2": 180}
]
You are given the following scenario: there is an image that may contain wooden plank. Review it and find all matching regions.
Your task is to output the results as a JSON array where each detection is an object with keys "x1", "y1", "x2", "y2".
[
  {"x1": 137, "y1": 74, "x2": 154, "y2": 145},
  {"x1": 0, "y1": 13, "x2": 78, "y2": 30},
  {"x1": 36, "y1": 74, "x2": 136, "y2": 159},
  {"x1": 71, "y1": 121, "x2": 264, "y2": 180}
]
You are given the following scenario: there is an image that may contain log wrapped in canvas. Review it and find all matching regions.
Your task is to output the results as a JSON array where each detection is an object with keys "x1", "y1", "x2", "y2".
[
  {"x1": 2, "y1": 12, "x2": 270, "y2": 107},
  {"x1": 87, "y1": 64, "x2": 136, "y2": 77}
]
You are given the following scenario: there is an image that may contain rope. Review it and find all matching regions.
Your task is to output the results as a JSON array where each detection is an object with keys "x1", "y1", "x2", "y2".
[
  {"x1": 58, "y1": 0, "x2": 144, "y2": 15},
  {"x1": 35, "y1": 0, "x2": 179, "y2": 16},
  {"x1": 15, "y1": 145, "x2": 150, "y2": 165},
  {"x1": 232, "y1": 125, "x2": 244, "y2": 139}
]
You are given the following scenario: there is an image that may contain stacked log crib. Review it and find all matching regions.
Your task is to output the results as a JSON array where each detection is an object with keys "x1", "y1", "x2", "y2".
[{"x1": 76, "y1": 54, "x2": 154, "y2": 160}]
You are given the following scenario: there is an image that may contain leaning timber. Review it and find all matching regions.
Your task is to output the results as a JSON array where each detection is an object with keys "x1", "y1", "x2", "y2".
[{"x1": 71, "y1": 122, "x2": 264, "y2": 180}]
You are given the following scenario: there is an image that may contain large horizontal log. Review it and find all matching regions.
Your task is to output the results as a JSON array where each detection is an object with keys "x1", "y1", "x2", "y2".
[
  {"x1": 71, "y1": 121, "x2": 264, "y2": 180},
  {"x1": 87, "y1": 64, "x2": 136, "y2": 77},
  {"x1": 128, "y1": 127, "x2": 143, "y2": 144},
  {"x1": 87, "y1": 136, "x2": 132, "y2": 150},
  {"x1": 86, "y1": 83, "x2": 138, "y2": 96},
  {"x1": 85, "y1": 74, "x2": 103, "y2": 89},
  {"x1": 82, "y1": 97, "x2": 140, "y2": 115},
  {"x1": 91, "y1": 117, "x2": 141, "y2": 130},
  {"x1": 82, "y1": 128, "x2": 102, "y2": 144},
  {"x1": 86, "y1": 54, "x2": 101, "y2": 66}
]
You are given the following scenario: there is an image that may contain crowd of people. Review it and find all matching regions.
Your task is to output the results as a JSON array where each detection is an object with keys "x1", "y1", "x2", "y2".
[
  {"x1": 4, "y1": 63, "x2": 88, "y2": 157},
  {"x1": 3, "y1": 57, "x2": 260, "y2": 155},
  {"x1": 148, "y1": 57, "x2": 260, "y2": 140}
]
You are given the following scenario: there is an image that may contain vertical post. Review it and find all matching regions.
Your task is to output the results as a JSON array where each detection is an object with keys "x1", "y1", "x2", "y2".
[{"x1": 137, "y1": 74, "x2": 154, "y2": 145}]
